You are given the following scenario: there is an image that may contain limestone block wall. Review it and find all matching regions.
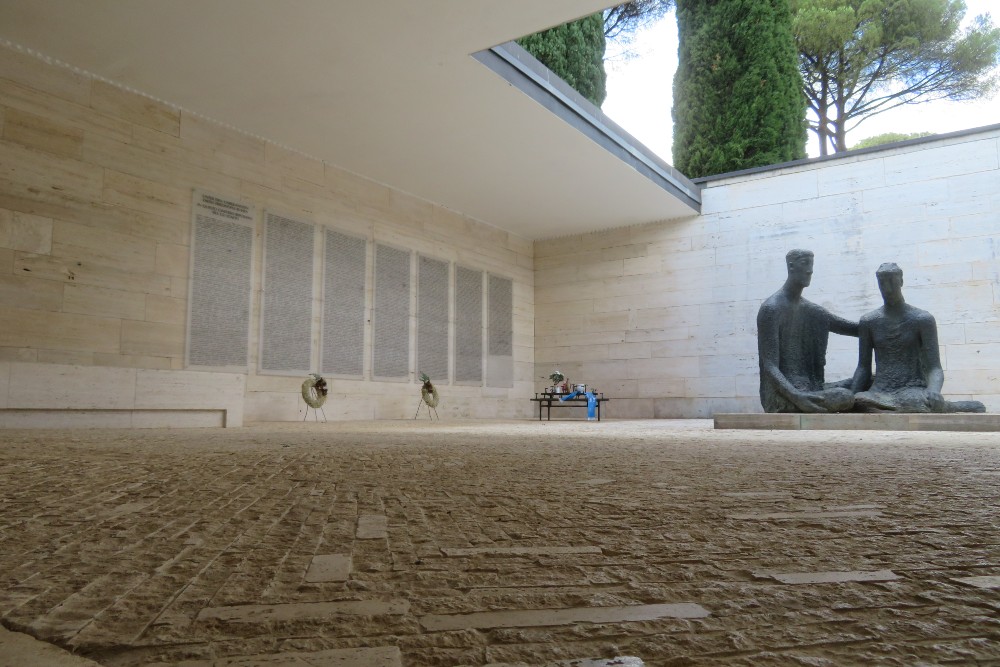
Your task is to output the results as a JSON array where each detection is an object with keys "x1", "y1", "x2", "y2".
[
  {"x1": 535, "y1": 127, "x2": 1000, "y2": 417},
  {"x1": 0, "y1": 362, "x2": 244, "y2": 427},
  {"x1": 0, "y1": 44, "x2": 535, "y2": 425}
]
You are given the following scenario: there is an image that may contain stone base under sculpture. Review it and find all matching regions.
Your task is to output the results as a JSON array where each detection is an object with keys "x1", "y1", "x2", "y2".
[{"x1": 715, "y1": 413, "x2": 1000, "y2": 432}]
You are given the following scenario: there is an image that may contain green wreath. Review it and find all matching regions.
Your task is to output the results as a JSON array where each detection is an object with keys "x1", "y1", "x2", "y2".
[
  {"x1": 420, "y1": 373, "x2": 440, "y2": 408},
  {"x1": 421, "y1": 385, "x2": 440, "y2": 408},
  {"x1": 301, "y1": 374, "x2": 328, "y2": 408}
]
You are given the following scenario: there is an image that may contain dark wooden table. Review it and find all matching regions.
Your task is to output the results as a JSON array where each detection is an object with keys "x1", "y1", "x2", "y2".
[{"x1": 530, "y1": 391, "x2": 609, "y2": 421}]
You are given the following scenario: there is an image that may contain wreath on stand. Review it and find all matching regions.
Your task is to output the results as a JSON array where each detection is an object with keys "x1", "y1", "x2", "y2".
[
  {"x1": 301, "y1": 373, "x2": 328, "y2": 421},
  {"x1": 415, "y1": 372, "x2": 440, "y2": 419}
]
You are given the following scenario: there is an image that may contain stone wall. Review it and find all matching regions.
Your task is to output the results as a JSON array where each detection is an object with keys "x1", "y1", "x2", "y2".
[
  {"x1": 0, "y1": 44, "x2": 535, "y2": 425},
  {"x1": 535, "y1": 128, "x2": 1000, "y2": 417},
  {"x1": 3, "y1": 41, "x2": 996, "y2": 426}
]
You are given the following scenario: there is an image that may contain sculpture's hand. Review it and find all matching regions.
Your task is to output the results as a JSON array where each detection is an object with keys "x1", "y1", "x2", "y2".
[
  {"x1": 926, "y1": 391, "x2": 946, "y2": 412},
  {"x1": 793, "y1": 391, "x2": 826, "y2": 413}
]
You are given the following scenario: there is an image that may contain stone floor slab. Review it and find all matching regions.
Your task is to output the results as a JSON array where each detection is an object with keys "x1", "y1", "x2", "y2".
[
  {"x1": 196, "y1": 599, "x2": 409, "y2": 623},
  {"x1": 761, "y1": 570, "x2": 900, "y2": 584},
  {"x1": 486, "y1": 659, "x2": 645, "y2": 667},
  {"x1": 0, "y1": 626, "x2": 102, "y2": 667},
  {"x1": 952, "y1": 576, "x2": 1000, "y2": 589},
  {"x1": 419, "y1": 602, "x2": 710, "y2": 632},
  {"x1": 356, "y1": 514, "x2": 388, "y2": 539},
  {"x1": 555, "y1": 659, "x2": 644, "y2": 667},
  {"x1": 722, "y1": 491, "x2": 791, "y2": 498},
  {"x1": 168, "y1": 645, "x2": 402, "y2": 666},
  {"x1": 442, "y1": 546, "x2": 602, "y2": 557},
  {"x1": 730, "y1": 510, "x2": 881, "y2": 520},
  {"x1": 304, "y1": 554, "x2": 351, "y2": 582}
]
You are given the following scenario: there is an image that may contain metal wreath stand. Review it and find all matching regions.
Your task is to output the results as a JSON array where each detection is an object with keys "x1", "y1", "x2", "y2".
[{"x1": 301, "y1": 373, "x2": 328, "y2": 422}]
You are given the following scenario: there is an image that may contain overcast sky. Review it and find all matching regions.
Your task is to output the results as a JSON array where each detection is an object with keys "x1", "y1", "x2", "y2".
[{"x1": 602, "y1": 0, "x2": 1000, "y2": 160}]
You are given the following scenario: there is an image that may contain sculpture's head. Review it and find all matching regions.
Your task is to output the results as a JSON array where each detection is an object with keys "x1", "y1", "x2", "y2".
[
  {"x1": 875, "y1": 262, "x2": 904, "y2": 305},
  {"x1": 785, "y1": 249, "x2": 814, "y2": 287}
]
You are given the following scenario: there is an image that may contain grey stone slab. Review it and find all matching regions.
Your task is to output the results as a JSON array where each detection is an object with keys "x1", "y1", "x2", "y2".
[
  {"x1": 419, "y1": 602, "x2": 709, "y2": 632},
  {"x1": 714, "y1": 413, "x2": 800, "y2": 430},
  {"x1": 171, "y1": 646, "x2": 402, "y2": 666},
  {"x1": 304, "y1": 554, "x2": 351, "y2": 582},
  {"x1": 442, "y1": 546, "x2": 602, "y2": 557},
  {"x1": 761, "y1": 569, "x2": 900, "y2": 584},
  {"x1": 0, "y1": 409, "x2": 133, "y2": 429},
  {"x1": 554, "y1": 659, "x2": 644, "y2": 667},
  {"x1": 0, "y1": 626, "x2": 102, "y2": 667},
  {"x1": 196, "y1": 599, "x2": 408, "y2": 623},
  {"x1": 356, "y1": 514, "x2": 387, "y2": 539},
  {"x1": 714, "y1": 412, "x2": 1000, "y2": 432},
  {"x1": 131, "y1": 409, "x2": 226, "y2": 428},
  {"x1": 824, "y1": 504, "x2": 882, "y2": 511},
  {"x1": 487, "y1": 659, "x2": 644, "y2": 667},
  {"x1": 722, "y1": 491, "x2": 791, "y2": 498},
  {"x1": 731, "y1": 510, "x2": 881, "y2": 520},
  {"x1": 909, "y1": 414, "x2": 1000, "y2": 432},
  {"x1": 800, "y1": 414, "x2": 911, "y2": 431},
  {"x1": 952, "y1": 576, "x2": 1000, "y2": 589}
]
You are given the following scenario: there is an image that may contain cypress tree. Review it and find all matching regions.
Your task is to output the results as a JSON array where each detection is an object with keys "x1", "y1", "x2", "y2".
[
  {"x1": 672, "y1": 0, "x2": 806, "y2": 177},
  {"x1": 517, "y1": 14, "x2": 608, "y2": 107}
]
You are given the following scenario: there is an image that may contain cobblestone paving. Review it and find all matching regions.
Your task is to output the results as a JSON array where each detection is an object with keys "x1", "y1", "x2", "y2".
[{"x1": 1, "y1": 420, "x2": 999, "y2": 666}]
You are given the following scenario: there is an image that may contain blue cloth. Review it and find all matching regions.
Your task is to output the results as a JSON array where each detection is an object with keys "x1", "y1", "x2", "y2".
[{"x1": 559, "y1": 390, "x2": 597, "y2": 419}]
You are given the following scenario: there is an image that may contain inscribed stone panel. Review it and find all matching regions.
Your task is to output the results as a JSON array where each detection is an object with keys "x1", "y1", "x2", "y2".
[
  {"x1": 372, "y1": 244, "x2": 410, "y2": 379},
  {"x1": 455, "y1": 265, "x2": 483, "y2": 384},
  {"x1": 487, "y1": 273, "x2": 513, "y2": 387},
  {"x1": 187, "y1": 191, "x2": 254, "y2": 369},
  {"x1": 260, "y1": 211, "x2": 314, "y2": 374},
  {"x1": 321, "y1": 229, "x2": 366, "y2": 377},
  {"x1": 417, "y1": 255, "x2": 449, "y2": 383}
]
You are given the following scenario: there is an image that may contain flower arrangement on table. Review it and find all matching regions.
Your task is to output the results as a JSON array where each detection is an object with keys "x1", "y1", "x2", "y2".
[{"x1": 548, "y1": 370, "x2": 569, "y2": 394}]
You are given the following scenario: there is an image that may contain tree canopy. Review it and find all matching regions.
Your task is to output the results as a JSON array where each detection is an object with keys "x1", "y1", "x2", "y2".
[
  {"x1": 518, "y1": 3, "x2": 676, "y2": 105},
  {"x1": 851, "y1": 131, "x2": 934, "y2": 149},
  {"x1": 672, "y1": 0, "x2": 807, "y2": 177},
  {"x1": 517, "y1": 14, "x2": 608, "y2": 106},
  {"x1": 793, "y1": 0, "x2": 1000, "y2": 155},
  {"x1": 605, "y1": 1, "x2": 674, "y2": 40}
]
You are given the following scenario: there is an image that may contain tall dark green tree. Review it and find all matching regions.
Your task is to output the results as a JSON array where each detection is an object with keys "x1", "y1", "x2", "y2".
[
  {"x1": 517, "y1": 13, "x2": 608, "y2": 106},
  {"x1": 672, "y1": 0, "x2": 807, "y2": 177}
]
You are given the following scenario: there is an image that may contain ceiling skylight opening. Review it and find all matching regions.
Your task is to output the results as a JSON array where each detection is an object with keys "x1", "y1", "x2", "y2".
[{"x1": 516, "y1": 1, "x2": 999, "y2": 166}]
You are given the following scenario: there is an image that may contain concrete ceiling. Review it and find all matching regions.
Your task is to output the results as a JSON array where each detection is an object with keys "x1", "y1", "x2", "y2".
[{"x1": 0, "y1": 0, "x2": 700, "y2": 239}]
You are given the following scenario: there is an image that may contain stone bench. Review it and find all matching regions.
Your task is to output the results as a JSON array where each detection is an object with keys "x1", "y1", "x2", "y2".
[{"x1": 0, "y1": 408, "x2": 231, "y2": 429}]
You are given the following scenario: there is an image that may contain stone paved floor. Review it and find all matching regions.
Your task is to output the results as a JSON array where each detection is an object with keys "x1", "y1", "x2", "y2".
[{"x1": 1, "y1": 419, "x2": 999, "y2": 666}]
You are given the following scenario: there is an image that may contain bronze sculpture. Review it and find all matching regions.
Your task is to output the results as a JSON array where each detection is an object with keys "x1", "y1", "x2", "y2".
[
  {"x1": 757, "y1": 249, "x2": 858, "y2": 413},
  {"x1": 757, "y1": 254, "x2": 987, "y2": 414},
  {"x1": 850, "y1": 263, "x2": 985, "y2": 413}
]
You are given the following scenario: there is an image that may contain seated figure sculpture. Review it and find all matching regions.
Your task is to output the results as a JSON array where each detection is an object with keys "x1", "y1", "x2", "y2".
[
  {"x1": 850, "y1": 263, "x2": 985, "y2": 413},
  {"x1": 757, "y1": 249, "x2": 858, "y2": 413}
]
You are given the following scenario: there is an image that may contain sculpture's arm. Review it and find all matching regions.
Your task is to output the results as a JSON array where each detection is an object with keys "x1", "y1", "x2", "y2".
[
  {"x1": 757, "y1": 307, "x2": 822, "y2": 412},
  {"x1": 919, "y1": 314, "x2": 944, "y2": 394},
  {"x1": 829, "y1": 313, "x2": 859, "y2": 338},
  {"x1": 850, "y1": 321, "x2": 873, "y2": 392}
]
